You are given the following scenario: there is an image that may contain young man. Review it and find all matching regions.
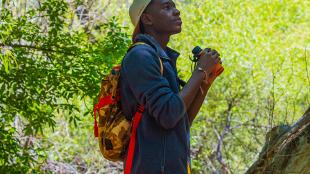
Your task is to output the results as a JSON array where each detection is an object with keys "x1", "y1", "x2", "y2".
[{"x1": 120, "y1": 0, "x2": 221, "y2": 173}]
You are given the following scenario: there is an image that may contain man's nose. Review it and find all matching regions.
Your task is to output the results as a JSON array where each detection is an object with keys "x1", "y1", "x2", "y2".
[{"x1": 173, "y1": 8, "x2": 180, "y2": 16}]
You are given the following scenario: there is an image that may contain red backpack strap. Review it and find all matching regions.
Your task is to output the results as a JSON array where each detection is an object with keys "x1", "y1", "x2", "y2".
[
  {"x1": 93, "y1": 95, "x2": 117, "y2": 137},
  {"x1": 124, "y1": 105, "x2": 144, "y2": 174}
]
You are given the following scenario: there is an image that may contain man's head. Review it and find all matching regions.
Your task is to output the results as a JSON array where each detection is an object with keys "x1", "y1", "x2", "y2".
[{"x1": 129, "y1": 0, "x2": 182, "y2": 40}]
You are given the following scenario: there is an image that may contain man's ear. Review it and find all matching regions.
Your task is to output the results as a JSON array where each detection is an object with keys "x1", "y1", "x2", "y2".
[{"x1": 140, "y1": 13, "x2": 153, "y2": 26}]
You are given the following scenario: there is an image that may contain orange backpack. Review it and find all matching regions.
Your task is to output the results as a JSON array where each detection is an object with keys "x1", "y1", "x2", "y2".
[{"x1": 93, "y1": 42, "x2": 163, "y2": 162}]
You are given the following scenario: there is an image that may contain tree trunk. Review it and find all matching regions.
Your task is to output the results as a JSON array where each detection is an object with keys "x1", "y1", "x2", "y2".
[{"x1": 246, "y1": 108, "x2": 310, "y2": 174}]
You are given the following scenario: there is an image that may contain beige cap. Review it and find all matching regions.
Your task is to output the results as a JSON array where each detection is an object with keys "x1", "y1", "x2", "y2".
[{"x1": 129, "y1": 0, "x2": 152, "y2": 41}]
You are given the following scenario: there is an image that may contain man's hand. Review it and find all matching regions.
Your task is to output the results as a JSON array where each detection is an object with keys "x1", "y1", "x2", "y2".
[
  {"x1": 196, "y1": 48, "x2": 221, "y2": 76},
  {"x1": 187, "y1": 48, "x2": 221, "y2": 125},
  {"x1": 200, "y1": 48, "x2": 221, "y2": 89}
]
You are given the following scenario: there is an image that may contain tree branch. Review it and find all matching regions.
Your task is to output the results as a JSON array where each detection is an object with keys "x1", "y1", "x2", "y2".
[{"x1": 0, "y1": 43, "x2": 79, "y2": 56}]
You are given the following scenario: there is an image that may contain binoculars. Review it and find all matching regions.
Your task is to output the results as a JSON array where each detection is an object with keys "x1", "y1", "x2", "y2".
[{"x1": 192, "y1": 46, "x2": 224, "y2": 77}]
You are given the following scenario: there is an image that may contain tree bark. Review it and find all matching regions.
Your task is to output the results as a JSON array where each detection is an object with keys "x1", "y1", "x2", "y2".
[{"x1": 246, "y1": 107, "x2": 310, "y2": 174}]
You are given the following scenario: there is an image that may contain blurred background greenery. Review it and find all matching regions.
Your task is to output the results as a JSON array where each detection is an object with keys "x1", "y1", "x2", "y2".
[{"x1": 0, "y1": 0, "x2": 309, "y2": 173}]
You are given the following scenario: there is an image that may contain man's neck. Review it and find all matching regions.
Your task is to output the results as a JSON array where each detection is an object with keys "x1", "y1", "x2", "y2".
[{"x1": 145, "y1": 31, "x2": 170, "y2": 50}]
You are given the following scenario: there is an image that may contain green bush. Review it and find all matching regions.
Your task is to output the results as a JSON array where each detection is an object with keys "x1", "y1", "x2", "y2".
[{"x1": 0, "y1": 0, "x2": 129, "y2": 172}]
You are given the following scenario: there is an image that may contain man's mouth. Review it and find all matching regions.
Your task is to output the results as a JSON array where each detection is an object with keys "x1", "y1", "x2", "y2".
[{"x1": 174, "y1": 18, "x2": 182, "y2": 25}]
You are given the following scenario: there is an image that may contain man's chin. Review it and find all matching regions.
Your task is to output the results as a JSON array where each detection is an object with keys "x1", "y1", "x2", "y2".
[{"x1": 171, "y1": 28, "x2": 182, "y2": 35}]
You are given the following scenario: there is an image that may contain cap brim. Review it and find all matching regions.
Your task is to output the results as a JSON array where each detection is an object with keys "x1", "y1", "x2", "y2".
[{"x1": 132, "y1": 22, "x2": 141, "y2": 42}]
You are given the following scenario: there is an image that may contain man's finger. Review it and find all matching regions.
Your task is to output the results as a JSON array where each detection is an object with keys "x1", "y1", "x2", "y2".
[
  {"x1": 211, "y1": 49, "x2": 220, "y2": 56},
  {"x1": 213, "y1": 57, "x2": 220, "y2": 64},
  {"x1": 211, "y1": 53, "x2": 220, "y2": 60},
  {"x1": 205, "y1": 48, "x2": 212, "y2": 53},
  {"x1": 214, "y1": 53, "x2": 220, "y2": 58}
]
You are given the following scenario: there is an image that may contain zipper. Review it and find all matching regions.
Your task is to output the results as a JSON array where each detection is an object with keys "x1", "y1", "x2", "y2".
[{"x1": 161, "y1": 129, "x2": 166, "y2": 174}]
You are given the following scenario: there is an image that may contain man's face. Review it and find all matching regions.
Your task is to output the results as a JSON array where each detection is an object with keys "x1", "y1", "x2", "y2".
[{"x1": 143, "y1": 0, "x2": 182, "y2": 35}]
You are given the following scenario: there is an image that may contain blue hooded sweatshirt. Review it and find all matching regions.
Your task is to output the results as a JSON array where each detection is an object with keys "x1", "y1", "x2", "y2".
[{"x1": 120, "y1": 34, "x2": 191, "y2": 174}]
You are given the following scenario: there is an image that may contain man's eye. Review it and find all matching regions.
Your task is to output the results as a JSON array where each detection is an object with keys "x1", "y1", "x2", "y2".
[{"x1": 164, "y1": 5, "x2": 171, "y2": 10}]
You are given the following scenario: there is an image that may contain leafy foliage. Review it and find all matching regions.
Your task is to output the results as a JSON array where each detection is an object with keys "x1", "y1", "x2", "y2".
[
  {"x1": 0, "y1": 0, "x2": 130, "y2": 172},
  {"x1": 0, "y1": 0, "x2": 309, "y2": 173},
  {"x1": 173, "y1": 0, "x2": 310, "y2": 172}
]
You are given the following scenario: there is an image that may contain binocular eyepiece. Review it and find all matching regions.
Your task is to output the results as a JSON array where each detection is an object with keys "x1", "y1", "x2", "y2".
[{"x1": 192, "y1": 46, "x2": 204, "y2": 56}]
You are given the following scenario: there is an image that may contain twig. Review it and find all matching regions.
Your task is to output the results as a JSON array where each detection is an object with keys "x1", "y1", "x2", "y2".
[
  {"x1": 0, "y1": 43, "x2": 79, "y2": 56},
  {"x1": 304, "y1": 47, "x2": 310, "y2": 94}
]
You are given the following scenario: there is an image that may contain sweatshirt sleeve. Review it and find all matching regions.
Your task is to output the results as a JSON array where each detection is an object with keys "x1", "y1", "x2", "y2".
[{"x1": 122, "y1": 46, "x2": 186, "y2": 130}]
